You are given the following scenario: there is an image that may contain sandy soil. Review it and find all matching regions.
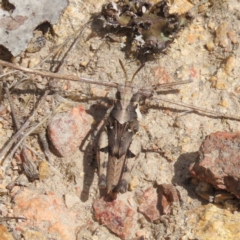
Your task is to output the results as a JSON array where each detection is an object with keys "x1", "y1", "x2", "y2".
[{"x1": 1, "y1": 0, "x2": 240, "y2": 239}]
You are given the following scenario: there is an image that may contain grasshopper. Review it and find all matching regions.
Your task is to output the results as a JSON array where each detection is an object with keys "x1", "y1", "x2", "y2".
[{"x1": 96, "y1": 60, "x2": 145, "y2": 198}]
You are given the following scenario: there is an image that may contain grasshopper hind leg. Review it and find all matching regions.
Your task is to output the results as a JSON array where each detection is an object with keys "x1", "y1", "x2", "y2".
[
  {"x1": 97, "y1": 130, "x2": 108, "y2": 189},
  {"x1": 115, "y1": 136, "x2": 141, "y2": 194}
]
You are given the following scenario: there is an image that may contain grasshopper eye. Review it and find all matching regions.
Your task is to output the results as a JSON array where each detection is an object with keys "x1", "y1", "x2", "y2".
[{"x1": 127, "y1": 128, "x2": 132, "y2": 132}]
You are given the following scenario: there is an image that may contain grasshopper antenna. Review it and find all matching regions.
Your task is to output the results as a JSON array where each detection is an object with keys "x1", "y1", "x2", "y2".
[
  {"x1": 119, "y1": 59, "x2": 128, "y2": 83},
  {"x1": 119, "y1": 59, "x2": 145, "y2": 84},
  {"x1": 130, "y1": 63, "x2": 145, "y2": 83}
]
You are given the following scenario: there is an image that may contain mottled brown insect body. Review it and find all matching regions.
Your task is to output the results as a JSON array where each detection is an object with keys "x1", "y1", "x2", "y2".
[{"x1": 97, "y1": 83, "x2": 141, "y2": 198}]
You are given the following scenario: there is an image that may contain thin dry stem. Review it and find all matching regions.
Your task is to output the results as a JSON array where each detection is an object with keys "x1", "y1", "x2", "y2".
[
  {"x1": 0, "y1": 90, "x2": 49, "y2": 163},
  {"x1": 0, "y1": 217, "x2": 26, "y2": 222},
  {"x1": 5, "y1": 113, "x2": 52, "y2": 164},
  {"x1": 0, "y1": 59, "x2": 118, "y2": 88},
  {"x1": 3, "y1": 78, "x2": 39, "y2": 180},
  {"x1": 154, "y1": 96, "x2": 240, "y2": 121},
  {"x1": 38, "y1": 131, "x2": 53, "y2": 163}
]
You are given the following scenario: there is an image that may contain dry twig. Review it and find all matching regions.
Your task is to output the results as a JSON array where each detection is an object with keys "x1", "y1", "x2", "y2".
[
  {"x1": 2, "y1": 78, "x2": 41, "y2": 180},
  {"x1": 0, "y1": 90, "x2": 49, "y2": 163}
]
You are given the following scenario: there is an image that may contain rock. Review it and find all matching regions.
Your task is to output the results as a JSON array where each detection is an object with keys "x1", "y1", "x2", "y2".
[
  {"x1": 211, "y1": 78, "x2": 228, "y2": 90},
  {"x1": 189, "y1": 132, "x2": 240, "y2": 199},
  {"x1": 205, "y1": 41, "x2": 215, "y2": 51},
  {"x1": 224, "y1": 56, "x2": 236, "y2": 75},
  {"x1": 187, "y1": 204, "x2": 240, "y2": 239},
  {"x1": 47, "y1": 105, "x2": 93, "y2": 157},
  {"x1": 158, "y1": 184, "x2": 180, "y2": 215},
  {"x1": 0, "y1": 225, "x2": 14, "y2": 240},
  {"x1": 38, "y1": 161, "x2": 50, "y2": 180},
  {"x1": 227, "y1": 30, "x2": 238, "y2": 44},
  {"x1": 136, "y1": 186, "x2": 160, "y2": 222},
  {"x1": 12, "y1": 187, "x2": 79, "y2": 240},
  {"x1": 93, "y1": 197, "x2": 136, "y2": 239},
  {"x1": 0, "y1": 0, "x2": 68, "y2": 56},
  {"x1": 64, "y1": 194, "x2": 80, "y2": 208},
  {"x1": 218, "y1": 99, "x2": 228, "y2": 108},
  {"x1": 23, "y1": 230, "x2": 47, "y2": 240},
  {"x1": 215, "y1": 22, "x2": 229, "y2": 48}
]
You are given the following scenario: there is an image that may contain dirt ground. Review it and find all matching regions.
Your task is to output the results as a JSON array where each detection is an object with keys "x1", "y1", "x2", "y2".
[{"x1": 1, "y1": 0, "x2": 240, "y2": 239}]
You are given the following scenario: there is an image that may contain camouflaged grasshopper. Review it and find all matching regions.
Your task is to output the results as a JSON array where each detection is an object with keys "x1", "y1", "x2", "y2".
[{"x1": 96, "y1": 60, "x2": 144, "y2": 198}]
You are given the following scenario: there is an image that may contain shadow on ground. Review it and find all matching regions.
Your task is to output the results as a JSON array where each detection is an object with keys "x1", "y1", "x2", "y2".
[{"x1": 172, "y1": 151, "x2": 206, "y2": 203}]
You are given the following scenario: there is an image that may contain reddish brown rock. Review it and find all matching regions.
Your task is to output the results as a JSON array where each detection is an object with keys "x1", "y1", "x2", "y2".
[
  {"x1": 12, "y1": 187, "x2": 79, "y2": 240},
  {"x1": 47, "y1": 105, "x2": 92, "y2": 157},
  {"x1": 189, "y1": 132, "x2": 240, "y2": 199},
  {"x1": 158, "y1": 184, "x2": 179, "y2": 215},
  {"x1": 136, "y1": 186, "x2": 160, "y2": 222},
  {"x1": 93, "y1": 197, "x2": 136, "y2": 239}
]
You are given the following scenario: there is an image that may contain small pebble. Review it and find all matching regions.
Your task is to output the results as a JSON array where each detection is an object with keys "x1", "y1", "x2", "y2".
[
  {"x1": 20, "y1": 58, "x2": 30, "y2": 68},
  {"x1": 38, "y1": 161, "x2": 50, "y2": 180},
  {"x1": 28, "y1": 57, "x2": 40, "y2": 68},
  {"x1": 224, "y1": 56, "x2": 235, "y2": 75},
  {"x1": 209, "y1": 76, "x2": 218, "y2": 83},
  {"x1": 213, "y1": 81, "x2": 227, "y2": 90},
  {"x1": 227, "y1": 31, "x2": 238, "y2": 44},
  {"x1": 215, "y1": 22, "x2": 229, "y2": 48},
  {"x1": 206, "y1": 41, "x2": 215, "y2": 51},
  {"x1": 129, "y1": 176, "x2": 139, "y2": 191},
  {"x1": 218, "y1": 100, "x2": 228, "y2": 108}
]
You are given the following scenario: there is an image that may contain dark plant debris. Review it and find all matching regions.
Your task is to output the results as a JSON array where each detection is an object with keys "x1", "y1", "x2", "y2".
[{"x1": 98, "y1": 0, "x2": 192, "y2": 58}]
